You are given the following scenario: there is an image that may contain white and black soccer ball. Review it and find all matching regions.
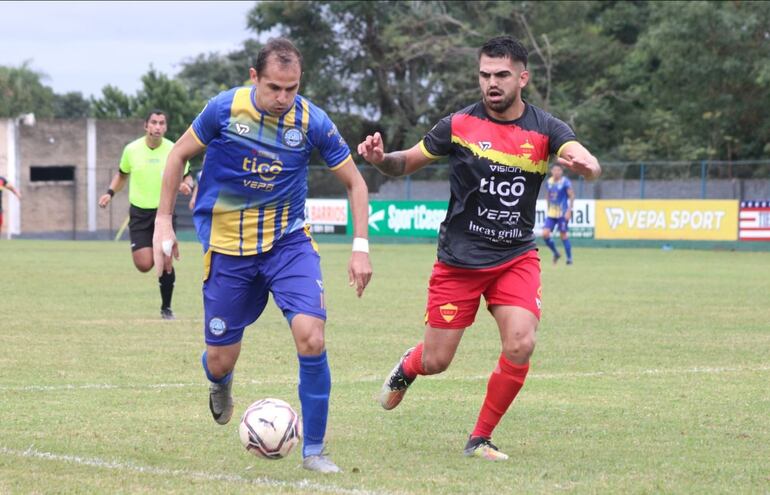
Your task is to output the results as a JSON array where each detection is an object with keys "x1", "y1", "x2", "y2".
[{"x1": 238, "y1": 398, "x2": 302, "y2": 459}]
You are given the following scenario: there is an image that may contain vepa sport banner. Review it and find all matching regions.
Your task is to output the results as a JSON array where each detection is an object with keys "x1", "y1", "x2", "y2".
[
  {"x1": 354, "y1": 200, "x2": 449, "y2": 237},
  {"x1": 595, "y1": 200, "x2": 738, "y2": 240}
]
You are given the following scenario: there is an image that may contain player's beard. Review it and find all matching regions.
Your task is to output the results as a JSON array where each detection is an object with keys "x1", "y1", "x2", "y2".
[{"x1": 483, "y1": 90, "x2": 516, "y2": 114}]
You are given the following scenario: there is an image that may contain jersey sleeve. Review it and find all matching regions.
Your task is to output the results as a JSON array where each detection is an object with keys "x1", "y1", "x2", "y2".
[
  {"x1": 564, "y1": 177, "x2": 574, "y2": 190},
  {"x1": 310, "y1": 108, "x2": 351, "y2": 170},
  {"x1": 190, "y1": 95, "x2": 223, "y2": 146},
  {"x1": 546, "y1": 114, "x2": 577, "y2": 157},
  {"x1": 419, "y1": 115, "x2": 452, "y2": 159},
  {"x1": 118, "y1": 146, "x2": 131, "y2": 174}
]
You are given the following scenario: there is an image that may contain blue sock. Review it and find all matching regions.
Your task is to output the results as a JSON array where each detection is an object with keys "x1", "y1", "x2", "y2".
[
  {"x1": 201, "y1": 351, "x2": 232, "y2": 384},
  {"x1": 563, "y1": 239, "x2": 572, "y2": 260},
  {"x1": 545, "y1": 237, "x2": 559, "y2": 257},
  {"x1": 298, "y1": 351, "x2": 330, "y2": 458}
]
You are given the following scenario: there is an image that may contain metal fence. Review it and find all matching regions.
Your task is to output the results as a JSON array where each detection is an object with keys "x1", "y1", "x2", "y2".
[{"x1": 306, "y1": 159, "x2": 770, "y2": 201}]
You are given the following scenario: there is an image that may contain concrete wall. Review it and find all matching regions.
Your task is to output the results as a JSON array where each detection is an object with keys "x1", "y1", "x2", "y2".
[{"x1": 0, "y1": 118, "x2": 143, "y2": 239}]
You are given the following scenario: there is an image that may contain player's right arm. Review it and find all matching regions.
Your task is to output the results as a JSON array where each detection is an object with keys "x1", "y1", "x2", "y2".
[
  {"x1": 357, "y1": 132, "x2": 435, "y2": 177},
  {"x1": 3, "y1": 181, "x2": 21, "y2": 200},
  {"x1": 98, "y1": 171, "x2": 128, "y2": 208},
  {"x1": 153, "y1": 130, "x2": 206, "y2": 276}
]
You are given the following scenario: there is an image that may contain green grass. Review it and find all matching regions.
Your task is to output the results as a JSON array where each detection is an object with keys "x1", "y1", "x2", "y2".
[{"x1": 0, "y1": 240, "x2": 768, "y2": 494}]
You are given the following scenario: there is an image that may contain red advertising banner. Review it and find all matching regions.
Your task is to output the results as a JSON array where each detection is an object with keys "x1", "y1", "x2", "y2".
[{"x1": 739, "y1": 201, "x2": 770, "y2": 241}]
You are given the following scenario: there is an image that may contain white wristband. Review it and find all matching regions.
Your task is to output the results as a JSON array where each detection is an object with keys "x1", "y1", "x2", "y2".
[{"x1": 352, "y1": 237, "x2": 369, "y2": 253}]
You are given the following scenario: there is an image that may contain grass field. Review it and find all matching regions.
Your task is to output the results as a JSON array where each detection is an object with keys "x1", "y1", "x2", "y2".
[{"x1": 1, "y1": 239, "x2": 768, "y2": 494}]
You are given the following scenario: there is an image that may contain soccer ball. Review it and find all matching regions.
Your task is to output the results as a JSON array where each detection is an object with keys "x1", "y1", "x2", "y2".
[{"x1": 238, "y1": 398, "x2": 302, "y2": 459}]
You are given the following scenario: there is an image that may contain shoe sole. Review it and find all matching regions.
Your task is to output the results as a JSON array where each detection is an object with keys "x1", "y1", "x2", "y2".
[
  {"x1": 379, "y1": 384, "x2": 407, "y2": 410},
  {"x1": 378, "y1": 348, "x2": 414, "y2": 410},
  {"x1": 463, "y1": 447, "x2": 509, "y2": 461},
  {"x1": 302, "y1": 460, "x2": 342, "y2": 473}
]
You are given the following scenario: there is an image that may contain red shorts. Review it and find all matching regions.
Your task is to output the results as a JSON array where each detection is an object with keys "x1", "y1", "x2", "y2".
[{"x1": 425, "y1": 249, "x2": 542, "y2": 329}]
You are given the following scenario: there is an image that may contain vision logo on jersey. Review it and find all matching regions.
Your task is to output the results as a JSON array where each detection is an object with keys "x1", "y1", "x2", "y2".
[
  {"x1": 439, "y1": 303, "x2": 458, "y2": 323},
  {"x1": 209, "y1": 317, "x2": 227, "y2": 336},
  {"x1": 478, "y1": 141, "x2": 492, "y2": 151},
  {"x1": 283, "y1": 128, "x2": 305, "y2": 148}
]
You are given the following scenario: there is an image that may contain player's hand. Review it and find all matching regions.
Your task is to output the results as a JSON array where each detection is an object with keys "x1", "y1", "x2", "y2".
[
  {"x1": 179, "y1": 181, "x2": 193, "y2": 196},
  {"x1": 565, "y1": 210, "x2": 572, "y2": 221},
  {"x1": 356, "y1": 132, "x2": 385, "y2": 165},
  {"x1": 348, "y1": 251, "x2": 372, "y2": 298},
  {"x1": 558, "y1": 152, "x2": 600, "y2": 180},
  {"x1": 98, "y1": 193, "x2": 111, "y2": 208},
  {"x1": 152, "y1": 214, "x2": 179, "y2": 277}
]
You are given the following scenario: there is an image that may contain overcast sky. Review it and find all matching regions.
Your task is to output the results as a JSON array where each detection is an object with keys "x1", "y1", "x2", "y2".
[{"x1": 0, "y1": 1, "x2": 257, "y2": 98}]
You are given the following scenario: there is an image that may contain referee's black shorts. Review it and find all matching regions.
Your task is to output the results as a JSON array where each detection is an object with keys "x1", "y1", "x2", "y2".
[{"x1": 128, "y1": 205, "x2": 177, "y2": 252}]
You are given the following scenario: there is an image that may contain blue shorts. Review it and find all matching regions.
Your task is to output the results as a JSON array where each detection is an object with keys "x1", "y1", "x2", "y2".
[
  {"x1": 202, "y1": 229, "x2": 325, "y2": 346},
  {"x1": 544, "y1": 216, "x2": 569, "y2": 233}
]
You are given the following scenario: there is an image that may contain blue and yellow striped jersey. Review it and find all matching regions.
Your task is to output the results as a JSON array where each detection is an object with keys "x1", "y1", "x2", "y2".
[
  {"x1": 546, "y1": 176, "x2": 573, "y2": 218},
  {"x1": 190, "y1": 87, "x2": 351, "y2": 255}
]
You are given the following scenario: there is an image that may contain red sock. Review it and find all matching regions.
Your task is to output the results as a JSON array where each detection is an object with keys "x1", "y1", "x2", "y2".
[
  {"x1": 401, "y1": 342, "x2": 425, "y2": 378},
  {"x1": 471, "y1": 354, "x2": 529, "y2": 439}
]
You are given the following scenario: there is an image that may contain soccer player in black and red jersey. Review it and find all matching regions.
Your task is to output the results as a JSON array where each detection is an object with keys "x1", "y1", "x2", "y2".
[{"x1": 358, "y1": 36, "x2": 601, "y2": 461}]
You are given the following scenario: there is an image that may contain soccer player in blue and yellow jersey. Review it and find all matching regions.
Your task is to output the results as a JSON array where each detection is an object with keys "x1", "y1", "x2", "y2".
[
  {"x1": 153, "y1": 38, "x2": 372, "y2": 474},
  {"x1": 543, "y1": 164, "x2": 575, "y2": 264},
  {"x1": 359, "y1": 36, "x2": 600, "y2": 461}
]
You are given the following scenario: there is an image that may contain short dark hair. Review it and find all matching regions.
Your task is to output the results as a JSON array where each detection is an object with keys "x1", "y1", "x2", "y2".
[
  {"x1": 254, "y1": 37, "x2": 303, "y2": 75},
  {"x1": 479, "y1": 36, "x2": 528, "y2": 68},
  {"x1": 144, "y1": 109, "x2": 167, "y2": 123}
]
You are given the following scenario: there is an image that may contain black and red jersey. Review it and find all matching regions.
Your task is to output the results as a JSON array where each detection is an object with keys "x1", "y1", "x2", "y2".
[{"x1": 420, "y1": 101, "x2": 576, "y2": 268}]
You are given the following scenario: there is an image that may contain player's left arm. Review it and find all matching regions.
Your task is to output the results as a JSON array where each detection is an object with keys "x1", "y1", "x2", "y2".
[
  {"x1": 557, "y1": 142, "x2": 601, "y2": 180},
  {"x1": 153, "y1": 130, "x2": 206, "y2": 276},
  {"x1": 331, "y1": 157, "x2": 372, "y2": 298}
]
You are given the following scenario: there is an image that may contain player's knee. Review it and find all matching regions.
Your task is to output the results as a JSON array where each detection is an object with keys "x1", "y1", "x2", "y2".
[
  {"x1": 296, "y1": 332, "x2": 325, "y2": 355},
  {"x1": 207, "y1": 353, "x2": 235, "y2": 378},
  {"x1": 422, "y1": 354, "x2": 452, "y2": 375},
  {"x1": 135, "y1": 261, "x2": 153, "y2": 273},
  {"x1": 502, "y1": 335, "x2": 536, "y2": 362}
]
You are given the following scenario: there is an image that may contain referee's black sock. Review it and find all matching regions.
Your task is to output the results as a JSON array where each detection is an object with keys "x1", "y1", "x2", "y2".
[{"x1": 159, "y1": 268, "x2": 175, "y2": 309}]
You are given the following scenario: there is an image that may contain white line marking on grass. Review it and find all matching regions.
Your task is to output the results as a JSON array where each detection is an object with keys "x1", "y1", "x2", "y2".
[
  {"x1": 0, "y1": 446, "x2": 388, "y2": 495},
  {"x1": 3, "y1": 365, "x2": 769, "y2": 393}
]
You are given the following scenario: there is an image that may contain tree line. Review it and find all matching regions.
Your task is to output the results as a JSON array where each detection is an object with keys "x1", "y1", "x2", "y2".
[{"x1": 2, "y1": 1, "x2": 768, "y2": 168}]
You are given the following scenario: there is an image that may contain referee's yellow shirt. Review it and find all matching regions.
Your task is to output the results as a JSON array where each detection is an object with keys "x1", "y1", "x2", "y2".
[{"x1": 119, "y1": 137, "x2": 189, "y2": 209}]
